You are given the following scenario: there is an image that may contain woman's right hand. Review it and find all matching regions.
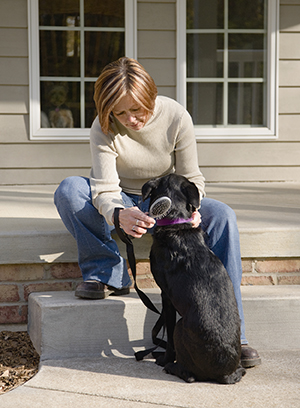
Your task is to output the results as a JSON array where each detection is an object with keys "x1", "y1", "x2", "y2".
[{"x1": 114, "y1": 207, "x2": 155, "y2": 238}]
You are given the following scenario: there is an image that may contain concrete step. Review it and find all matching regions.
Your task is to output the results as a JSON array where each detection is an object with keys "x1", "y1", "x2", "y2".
[
  {"x1": 28, "y1": 286, "x2": 300, "y2": 361},
  {"x1": 1, "y1": 182, "x2": 300, "y2": 265}
]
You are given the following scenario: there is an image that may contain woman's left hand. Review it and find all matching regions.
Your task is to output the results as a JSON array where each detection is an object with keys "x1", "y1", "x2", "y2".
[{"x1": 191, "y1": 210, "x2": 201, "y2": 228}]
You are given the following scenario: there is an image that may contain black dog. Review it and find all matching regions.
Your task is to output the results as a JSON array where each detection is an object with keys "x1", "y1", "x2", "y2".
[{"x1": 142, "y1": 174, "x2": 246, "y2": 384}]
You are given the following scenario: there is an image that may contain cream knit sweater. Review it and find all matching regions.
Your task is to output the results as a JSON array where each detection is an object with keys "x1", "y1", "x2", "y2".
[{"x1": 90, "y1": 96, "x2": 205, "y2": 225}]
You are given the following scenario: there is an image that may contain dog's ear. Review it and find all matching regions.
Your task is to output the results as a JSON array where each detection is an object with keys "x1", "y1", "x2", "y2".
[
  {"x1": 183, "y1": 180, "x2": 200, "y2": 211},
  {"x1": 142, "y1": 178, "x2": 160, "y2": 201}
]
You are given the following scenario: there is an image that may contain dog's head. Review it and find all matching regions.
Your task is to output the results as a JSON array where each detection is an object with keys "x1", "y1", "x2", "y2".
[{"x1": 142, "y1": 174, "x2": 200, "y2": 220}]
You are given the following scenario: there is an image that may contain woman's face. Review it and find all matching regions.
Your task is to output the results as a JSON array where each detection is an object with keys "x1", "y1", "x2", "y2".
[{"x1": 112, "y1": 94, "x2": 149, "y2": 131}]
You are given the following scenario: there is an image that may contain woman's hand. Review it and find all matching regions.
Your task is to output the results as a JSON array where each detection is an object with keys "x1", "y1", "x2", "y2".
[
  {"x1": 191, "y1": 210, "x2": 201, "y2": 228},
  {"x1": 116, "y1": 207, "x2": 156, "y2": 238}
]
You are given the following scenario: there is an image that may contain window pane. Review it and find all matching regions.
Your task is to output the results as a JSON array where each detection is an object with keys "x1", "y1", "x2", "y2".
[
  {"x1": 85, "y1": 32, "x2": 125, "y2": 77},
  {"x1": 228, "y1": 83, "x2": 263, "y2": 125},
  {"x1": 228, "y1": 0, "x2": 265, "y2": 29},
  {"x1": 39, "y1": 0, "x2": 80, "y2": 26},
  {"x1": 85, "y1": 82, "x2": 96, "y2": 127},
  {"x1": 187, "y1": 0, "x2": 224, "y2": 29},
  {"x1": 84, "y1": 0, "x2": 124, "y2": 27},
  {"x1": 41, "y1": 82, "x2": 80, "y2": 128},
  {"x1": 38, "y1": 0, "x2": 126, "y2": 130},
  {"x1": 228, "y1": 34, "x2": 264, "y2": 78},
  {"x1": 187, "y1": 34, "x2": 223, "y2": 78},
  {"x1": 40, "y1": 31, "x2": 80, "y2": 77},
  {"x1": 187, "y1": 83, "x2": 223, "y2": 125}
]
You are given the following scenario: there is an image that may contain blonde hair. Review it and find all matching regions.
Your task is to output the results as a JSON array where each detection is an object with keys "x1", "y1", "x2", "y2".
[{"x1": 94, "y1": 57, "x2": 157, "y2": 134}]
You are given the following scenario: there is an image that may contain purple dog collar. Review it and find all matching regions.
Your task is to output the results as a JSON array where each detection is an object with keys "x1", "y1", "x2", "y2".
[{"x1": 156, "y1": 217, "x2": 193, "y2": 227}]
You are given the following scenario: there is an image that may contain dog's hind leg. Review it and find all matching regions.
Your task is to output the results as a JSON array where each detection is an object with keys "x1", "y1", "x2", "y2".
[
  {"x1": 217, "y1": 365, "x2": 246, "y2": 384},
  {"x1": 164, "y1": 362, "x2": 196, "y2": 383}
]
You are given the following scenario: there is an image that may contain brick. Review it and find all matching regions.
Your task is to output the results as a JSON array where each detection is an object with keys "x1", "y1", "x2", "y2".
[
  {"x1": 0, "y1": 264, "x2": 44, "y2": 281},
  {"x1": 136, "y1": 261, "x2": 151, "y2": 275},
  {"x1": 127, "y1": 261, "x2": 151, "y2": 276},
  {"x1": 0, "y1": 305, "x2": 27, "y2": 324},
  {"x1": 0, "y1": 284, "x2": 20, "y2": 302},
  {"x1": 242, "y1": 260, "x2": 253, "y2": 273},
  {"x1": 135, "y1": 276, "x2": 159, "y2": 289},
  {"x1": 24, "y1": 282, "x2": 73, "y2": 301},
  {"x1": 49, "y1": 263, "x2": 82, "y2": 279},
  {"x1": 241, "y1": 275, "x2": 276, "y2": 285},
  {"x1": 256, "y1": 259, "x2": 300, "y2": 274},
  {"x1": 278, "y1": 275, "x2": 300, "y2": 285}
]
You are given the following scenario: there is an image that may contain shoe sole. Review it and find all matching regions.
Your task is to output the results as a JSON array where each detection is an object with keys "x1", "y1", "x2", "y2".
[
  {"x1": 75, "y1": 287, "x2": 130, "y2": 300},
  {"x1": 107, "y1": 287, "x2": 130, "y2": 296},
  {"x1": 241, "y1": 357, "x2": 262, "y2": 368}
]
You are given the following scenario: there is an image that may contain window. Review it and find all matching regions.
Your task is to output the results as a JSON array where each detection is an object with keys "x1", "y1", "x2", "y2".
[
  {"x1": 28, "y1": 0, "x2": 137, "y2": 140},
  {"x1": 177, "y1": 0, "x2": 279, "y2": 139}
]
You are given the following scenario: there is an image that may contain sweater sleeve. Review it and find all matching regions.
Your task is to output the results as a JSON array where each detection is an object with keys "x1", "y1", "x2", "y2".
[
  {"x1": 174, "y1": 110, "x2": 206, "y2": 202},
  {"x1": 89, "y1": 119, "x2": 124, "y2": 225}
]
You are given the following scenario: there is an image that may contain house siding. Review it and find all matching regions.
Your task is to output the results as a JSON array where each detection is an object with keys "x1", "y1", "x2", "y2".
[
  {"x1": 0, "y1": 0, "x2": 300, "y2": 185},
  {"x1": 0, "y1": 0, "x2": 91, "y2": 185},
  {"x1": 279, "y1": 1, "x2": 300, "y2": 144},
  {"x1": 276, "y1": 0, "x2": 300, "y2": 181},
  {"x1": 138, "y1": 0, "x2": 177, "y2": 99}
]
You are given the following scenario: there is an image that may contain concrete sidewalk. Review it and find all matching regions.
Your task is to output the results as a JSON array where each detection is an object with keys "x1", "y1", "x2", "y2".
[
  {"x1": 1, "y1": 350, "x2": 299, "y2": 408},
  {"x1": 2, "y1": 285, "x2": 300, "y2": 408}
]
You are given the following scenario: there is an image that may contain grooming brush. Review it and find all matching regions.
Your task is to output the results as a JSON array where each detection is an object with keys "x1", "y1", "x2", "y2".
[{"x1": 149, "y1": 196, "x2": 172, "y2": 219}]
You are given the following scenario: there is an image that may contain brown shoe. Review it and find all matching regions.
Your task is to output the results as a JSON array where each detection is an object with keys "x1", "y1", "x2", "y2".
[
  {"x1": 75, "y1": 281, "x2": 130, "y2": 300},
  {"x1": 241, "y1": 344, "x2": 262, "y2": 368},
  {"x1": 107, "y1": 285, "x2": 131, "y2": 296}
]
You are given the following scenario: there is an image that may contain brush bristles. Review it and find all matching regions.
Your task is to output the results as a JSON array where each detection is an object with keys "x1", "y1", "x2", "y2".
[{"x1": 149, "y1": 196, "x2": 172, "y2": 219}]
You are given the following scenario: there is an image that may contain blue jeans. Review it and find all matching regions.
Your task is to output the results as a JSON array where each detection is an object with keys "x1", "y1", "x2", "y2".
[{"x1": 54, "y1": 176, "x2": 247, "y2": 344}]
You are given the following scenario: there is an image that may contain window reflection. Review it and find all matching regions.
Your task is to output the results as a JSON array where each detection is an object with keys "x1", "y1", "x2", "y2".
[
  {"x1": 228, "y1": 34, "x2": 264, "y2": 78},
  {"x1": 187, "y1": 34, "x2": 223, "y2": 78},
  {"x1": 85, "y1": 32, "x2": 125, "y2": 78},
  {"x1": 187, "y1": 0, "x2": 224, "y2": 29},
  {"x1": 187, "y1": 83, "x2": 223, "y2": 126},
  {"x1": 228, "y1": 0, "x2": 265, "y2": 29},
  {"x1": 228, "y1": 83, "x2": 263, "y2": 125},
  {"x1": 84, "y1": 0, "x2": 124, "y2": 27},
  {"x1": 39, "y1": 0, "x2": 80, "y2": 26},
  {"x1": 40, "y1": 31, "x2": 80, "y2": 77}
]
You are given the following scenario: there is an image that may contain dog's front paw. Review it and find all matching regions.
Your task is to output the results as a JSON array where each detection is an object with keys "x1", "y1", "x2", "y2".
[
  {"x1": 164, "y1": 362, "x2": 196, "y2": 383},
  {"x1": 155, "y1": 349, "x2": 176, "y2": 367},
  {"x1": 155, "y1": 354, "x2": 167, "y2": 367}
]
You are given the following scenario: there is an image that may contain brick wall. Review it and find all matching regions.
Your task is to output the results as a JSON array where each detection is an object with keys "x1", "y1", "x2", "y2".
[
  {"x1": 0, "y1": 258, "x2": 300, "y2": 325},
  {"x1": 241, "y1": 259, "x2": 300, "y2": 285},
  {"x1": 0, "y1": 263, "x2": 82, "y2": 325}
]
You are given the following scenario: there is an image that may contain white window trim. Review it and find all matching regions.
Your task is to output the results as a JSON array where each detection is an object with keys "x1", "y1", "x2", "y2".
[
  {"x1": 177, "y1": 0, "x2": 279, "y2": 140},
  {"x1": 28, "y1": 0, "x2": 137, "y2": 141}
]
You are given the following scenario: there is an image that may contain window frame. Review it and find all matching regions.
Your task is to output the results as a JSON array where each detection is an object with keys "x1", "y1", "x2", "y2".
[
  {"x1": 177, "y1": 0, "x2": 279, "y2": 140},
  {"x1": 28, "y1": 0, "x2": 137, "y2": 141}
]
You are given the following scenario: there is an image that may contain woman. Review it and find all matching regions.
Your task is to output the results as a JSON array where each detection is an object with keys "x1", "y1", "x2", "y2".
[{"x1": 54, "y1": 57, "x2": 260, "y2": 368}]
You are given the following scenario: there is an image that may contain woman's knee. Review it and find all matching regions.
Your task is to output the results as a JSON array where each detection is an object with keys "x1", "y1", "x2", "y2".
[
  {"x1": 54, "y1": 176, "x2": 90, "y2": 211},
  {"x1": 201, "y1": 198, "x2": 237, "y2": 229},
  {"x1": 218, "y1": 202, "x2": 237, "y2": 225}
]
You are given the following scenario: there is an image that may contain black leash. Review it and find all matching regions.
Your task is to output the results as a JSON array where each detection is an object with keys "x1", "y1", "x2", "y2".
[{"x1": 113, "y1": 208, "x2": 166, "y2": 360}]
